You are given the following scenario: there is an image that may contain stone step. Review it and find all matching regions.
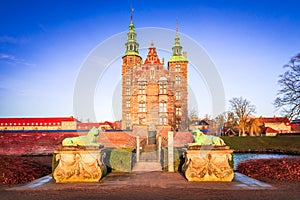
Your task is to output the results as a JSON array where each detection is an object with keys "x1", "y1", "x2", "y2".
[
  {"x1": 140, "y1": 151, "x2": 158, "y2": 161},
  {"x1": 132, "y1": 161, "x2": 162, "y2": 172},
  {"x1": 143, "y1": 144, "x2": 156, "y2": 152}
]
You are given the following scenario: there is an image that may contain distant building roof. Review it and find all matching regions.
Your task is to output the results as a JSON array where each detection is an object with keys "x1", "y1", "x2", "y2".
[
  {"x1": 196, "y1": 120, "x2": 209, "y2": 126},
  {"x1": 265, "y1": 127, "x2": 279, "y2": 133},
  {"x1": 0, "y1": 116, "x2": 79, "y2": 126},
  {"x1": 259, "y1": 116, "x2": 290, "y2": 124}
]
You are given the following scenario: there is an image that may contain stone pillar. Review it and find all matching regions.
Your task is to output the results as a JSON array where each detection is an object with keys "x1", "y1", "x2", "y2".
[
  {"x1": 53, "y1": 146, "x2": 107, "y2": 182},
  {"x1": 158, "y1": 136, "x2": 162, "y2": 162},
  {"x1": 182, "y1": 145, "x2": 234, "y2": 181},
  {"x1": 168, "y1": 131, "x2": 174, "y2": 172},
  {"x1": 136, "y1": 136, "x2": 140, "y2": 162}
]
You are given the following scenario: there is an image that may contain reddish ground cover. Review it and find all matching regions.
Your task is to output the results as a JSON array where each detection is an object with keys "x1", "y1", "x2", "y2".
[
  {"x1": 237, "y1": 158, "x2": 300, "y2": 181},
  {"x1": 0, "y1": 155, "x2": 52, "y2": 185}
]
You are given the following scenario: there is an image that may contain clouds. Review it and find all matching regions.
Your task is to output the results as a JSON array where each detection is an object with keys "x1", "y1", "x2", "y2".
[
  {"x1": 0, "y1": 53, "x2": 35, "y2": 67},
  {"x1": 0, "y1": 36, "x2": 29, "y2": 44},
  {"x1": 0, "y1": 53, "x2": 15, "y2": 60}
]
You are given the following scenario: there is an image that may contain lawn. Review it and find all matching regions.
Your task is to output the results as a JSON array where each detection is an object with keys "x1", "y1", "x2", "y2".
[{"x1": 221, "y1": 136, "x2": 300, "y2": 154}]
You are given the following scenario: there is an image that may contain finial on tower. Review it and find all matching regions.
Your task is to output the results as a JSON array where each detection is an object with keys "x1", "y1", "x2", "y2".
[
  {"x1": 176, "y1": 18, "x2": 178, "y2": 33},
  {"x1": 150, "y1": 40, "x2": 154, "y2": 47},
  {"x1": 130, "y1": 7, "x2": 134, "y2": 22}
]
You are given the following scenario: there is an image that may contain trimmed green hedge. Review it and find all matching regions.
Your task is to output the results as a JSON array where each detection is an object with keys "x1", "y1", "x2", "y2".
[
  {"x1": 161, "y1": 147, "x2": 185, "y2": 172},
  {"x1": 103, "y1": 148, "x2": 135, "y2": 172}
]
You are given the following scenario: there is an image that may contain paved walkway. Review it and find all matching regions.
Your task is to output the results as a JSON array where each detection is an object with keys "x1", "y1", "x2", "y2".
[
  {"x1": 8, "y1": 172, "x2": 273, "y2": 191},
  {"x1": 3, "y1": 172, "x2": 300, "y2": 200}
]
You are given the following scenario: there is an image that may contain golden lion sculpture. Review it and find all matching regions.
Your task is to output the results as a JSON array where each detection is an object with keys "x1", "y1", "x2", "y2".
[
  {"x1": 62, "y1": 127, "x2": 101, "y2": 146},
  {"x1": 190, "y1": 129, "x2": 225, "y2": 146}
]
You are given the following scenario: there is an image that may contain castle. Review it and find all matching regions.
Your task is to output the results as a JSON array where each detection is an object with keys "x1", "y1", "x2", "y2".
[{"x1": 121, "y1": 18, "x2": 188, "y2": 131}]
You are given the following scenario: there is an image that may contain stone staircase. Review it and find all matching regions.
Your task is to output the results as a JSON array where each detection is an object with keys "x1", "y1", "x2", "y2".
[{"x1": 132, "y1": 144, "x2": 162, "y2": 172}]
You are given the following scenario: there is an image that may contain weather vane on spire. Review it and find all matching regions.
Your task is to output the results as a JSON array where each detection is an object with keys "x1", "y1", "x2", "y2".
[{"x1": 130, "y1": 7, "x2": 134, "y2": 22}]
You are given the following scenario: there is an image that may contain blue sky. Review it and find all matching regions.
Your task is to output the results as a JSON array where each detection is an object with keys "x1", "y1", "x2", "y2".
[{"x1": 0, "y1": 0, "x2": 300, "y2": 121}]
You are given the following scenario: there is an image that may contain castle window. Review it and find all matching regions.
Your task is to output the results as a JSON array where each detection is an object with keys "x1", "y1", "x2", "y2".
[
  {"x1": 176, "y1": 76, "x2": 181, "y2": 85},
  {"x1": 150, "y1": 67, "x2": 155, "y2": 79},
  {"x1": 129, "y1": 57, "x2": 132, "y2": 63},
  {"x1": 176, "y1": 64, "x2": 181, "y2": 72},
  {"x1": 159, "y1": 116, "x2": 167, "y2": 125},
  {"x1": 126, "y1": 78, "x2": 131, "y2": 85},
  {"x1": 159, "y1": 102, "x2": 167, "y2": 112},
  {"x1": 126, "y1": 88, "x2": 131, "y2": 95},
  {"x1": 126, "y1": 123, "x2": 131, "y2": 129},
  {"x1": 139, "y1": 83, "x2": 146, "y2": 94},
  {"x1": 159, "y1": 83, "x2": 167, "y2": 94},
  {"x1": 176, "y1": 107, "x2": 182, "y2": 116},
  {"x1": 126, "y1": 113, "x2": 130, "y2": 120},
  {"x1": 139, "y1": 102, "x2": 146, "y2": 112},
  {"x1": 126, "y1": 100, "x2": 131, "y2": 108},
  {"x1": 175, "y1": 91, "x2": 181, "y2": 100}
]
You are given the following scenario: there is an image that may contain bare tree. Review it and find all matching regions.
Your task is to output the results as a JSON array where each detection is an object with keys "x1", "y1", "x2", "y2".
[
  {"x1": 215, "y1": 111, "x2": 238, "y2": 136},
  {"x1": 248, "y1": 117, "x2": 261, "y2": 136},
  {"x1": 275, "y1": 53, "x2": 300, "y2": 119},
  {"x1": 229, "y1": 97, "x2": 256, "y2": 136}
]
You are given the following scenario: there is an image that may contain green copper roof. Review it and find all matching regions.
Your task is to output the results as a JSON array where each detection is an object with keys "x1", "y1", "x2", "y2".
[
  {"x1": 124, "y1": 51, "x2": 141, "y2": 56},
  {"x1": 124, "y1": 20, "x2": 140, "y2": 56},
  {"x1": 169, "y1": 55, "x2": 188, "y2": 62}
]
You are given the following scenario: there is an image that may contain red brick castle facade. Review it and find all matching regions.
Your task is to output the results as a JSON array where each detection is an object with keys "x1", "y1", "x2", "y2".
[{"x1": 121, "y1": 19, "x2": 188, "y2": 131}]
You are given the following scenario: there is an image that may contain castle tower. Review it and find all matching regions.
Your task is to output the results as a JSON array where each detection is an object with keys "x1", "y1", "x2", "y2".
[
  {"x1": 168, "y1": 21, "x2": 189, "y2": 130},
  {"x1": 121, "y1": 14, "x2": 142, "y2": 130}
]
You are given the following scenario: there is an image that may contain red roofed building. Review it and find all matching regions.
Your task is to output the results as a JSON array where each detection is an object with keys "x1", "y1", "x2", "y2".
[
  {"x1": 259, "y1": 116, "x2": 291, "y2": 134},
  {"x1": 0, "y1": 116, "x2": 79, "y2": 131},
  {"x1": 264, "y1": 127, "x2": 279, "y2": 136},
  {"x1": 291, "y1": 119, "x2": 300, "y2": 133},
  {"x1": 77, "y1": 121, "x2": 120, "y2": 131}
]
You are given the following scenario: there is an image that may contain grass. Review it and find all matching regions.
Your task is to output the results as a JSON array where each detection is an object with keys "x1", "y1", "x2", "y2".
[{"x1": 221, "y1": 136, "x2": 300, "y2": 154}]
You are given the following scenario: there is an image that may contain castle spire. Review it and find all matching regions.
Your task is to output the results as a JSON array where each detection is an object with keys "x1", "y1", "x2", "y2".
[
  {"x1": 169, "y1": 20, "x2": 188, "y2": 62},
  {"x1": 124, "y1": 8, "x2": 140, "y2": 57},
  {"x1": 172, "y1": 19, "x2": 183, "y2": 56}
]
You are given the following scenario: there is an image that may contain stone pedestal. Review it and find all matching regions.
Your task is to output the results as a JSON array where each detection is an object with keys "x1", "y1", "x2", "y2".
[
  {"x1": 182, "y1": 145, "x2": 234, "y2": 182},
  {"x1": 53, "y1": 146, "x2": 107, "y2": 182}
]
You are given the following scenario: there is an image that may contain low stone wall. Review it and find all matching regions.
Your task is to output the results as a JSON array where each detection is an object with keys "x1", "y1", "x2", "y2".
[{"x1": 0, "y1": 130, "x2": 193, "y2": 155}]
